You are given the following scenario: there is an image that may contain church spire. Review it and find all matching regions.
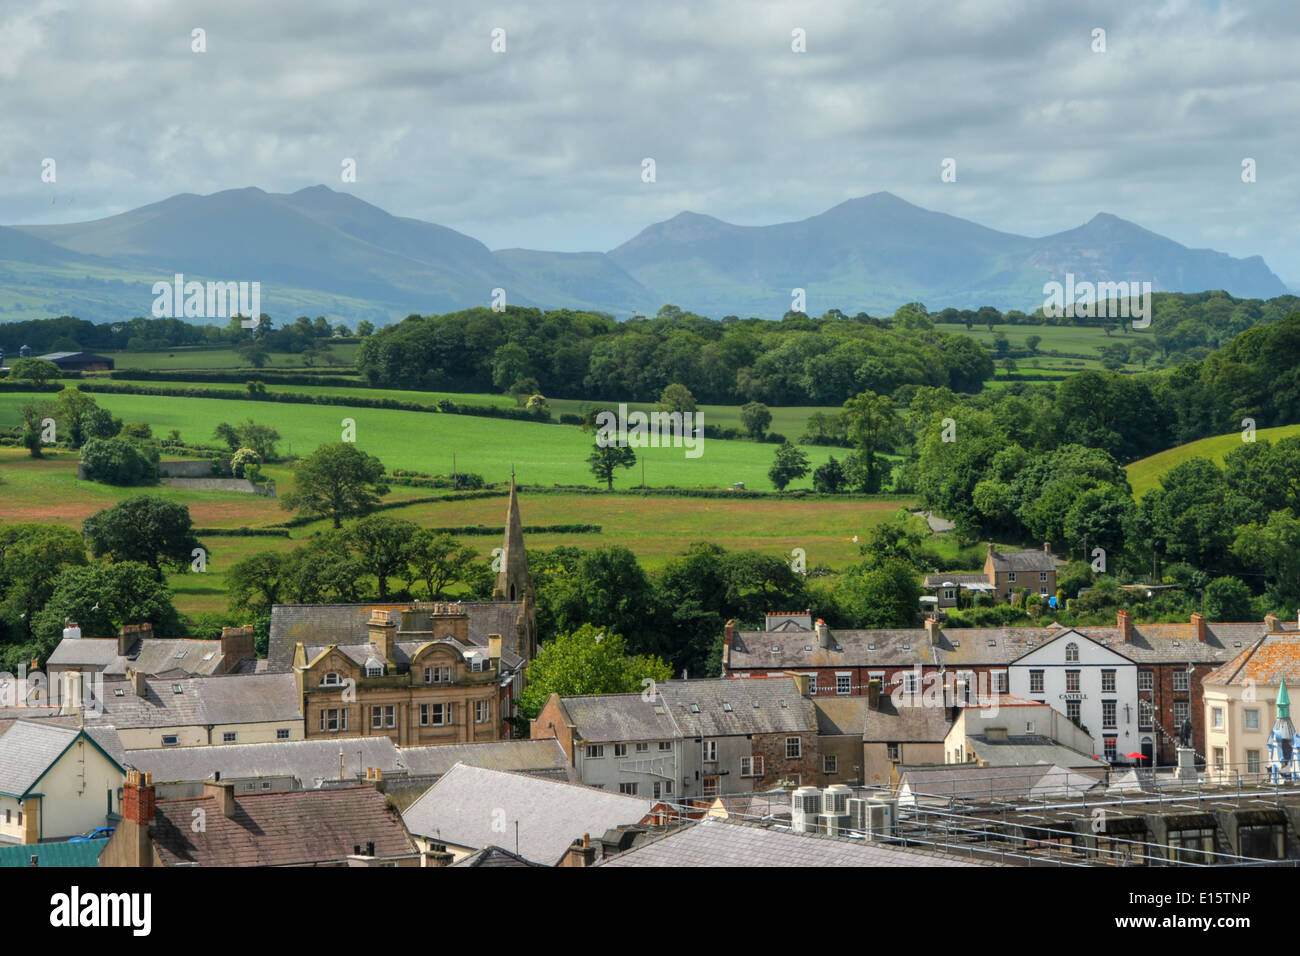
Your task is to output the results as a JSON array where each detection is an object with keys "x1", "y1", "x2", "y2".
[
  {"x1": 1279, "y1": 680, "x2": 1291, "y2": 721},
  {"x1": 494, "y1": 474, "x2": 531, "y2": 605}
]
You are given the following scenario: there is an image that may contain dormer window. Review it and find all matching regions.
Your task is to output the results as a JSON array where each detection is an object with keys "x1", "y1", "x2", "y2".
[
  {"x1": 321, "y1": 672, "x2": 343, "y2": 687},
  {"x1": 365, "y1": 663, "x2": 385, "y2": 677}
]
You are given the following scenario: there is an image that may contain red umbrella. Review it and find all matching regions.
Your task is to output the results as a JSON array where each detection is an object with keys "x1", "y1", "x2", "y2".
[{"x1": 1124, "y1": 752, "x2": 1145, "y2": 759}]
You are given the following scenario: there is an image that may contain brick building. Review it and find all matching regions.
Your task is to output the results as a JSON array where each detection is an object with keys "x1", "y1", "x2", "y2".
[{"x1": 723, "y1": 611, "x2": 1288, "y2": 767}]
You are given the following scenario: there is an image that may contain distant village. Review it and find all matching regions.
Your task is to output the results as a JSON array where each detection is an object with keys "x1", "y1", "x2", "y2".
[{"x1": 4, "y1": 487, "x2": 1300, "y2": 868}]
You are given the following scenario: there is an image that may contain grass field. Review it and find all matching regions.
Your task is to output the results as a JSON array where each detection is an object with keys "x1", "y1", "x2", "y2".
[
  {"x1": 1124, "y1": 424, "x2": 1300, "y2": 498},
  {"x1": 0, "y1": 392, "x2": 845, "y2": 490},
  {"x1": 104, "y1": 344, "x2": 361, "y2": 370},
  {"x1": 0, "y1": 448, "x2": 916, "y2": 615},
  {"x1": 81, "y1": 371, "x2": 841, "y2": 440},
  {"x1": 937, "y1": 322, "x2": 1156, "y2": 374}
]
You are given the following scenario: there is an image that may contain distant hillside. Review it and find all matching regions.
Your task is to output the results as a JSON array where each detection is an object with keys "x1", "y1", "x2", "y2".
[
  {"x1": 1126, "y1": 424, "x2": 1300, "y2": 498},
  {"x1": 0, "y1": 186, "x2": 1287, "y2": 323}
]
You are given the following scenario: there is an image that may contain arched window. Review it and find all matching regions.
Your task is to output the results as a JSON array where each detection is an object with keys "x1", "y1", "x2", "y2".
[
  {"x1": 321, "y1": 672, "x2": 343, "y2": 687},
  {"x1": 1065, "y1": 642, "x2": 1079, "y2": 662}
]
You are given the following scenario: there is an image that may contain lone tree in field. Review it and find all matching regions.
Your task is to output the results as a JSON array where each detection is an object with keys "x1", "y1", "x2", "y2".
[
  {"x1": 82, "y1": 496, "x2": 204, "y2": 581},
  {"x1": 740, "y1": 401, "x2": 772, "y2": 441},
  {"x1": 281, "y1": 442, "x2": 389, "y2": 528},
  {"x1": 768, "y1": 440, "x2": 810, "y2": 491},
  {"x1": 7, "y1": 357, "x2": 61, "y2": 385},
  {"x1": 587, "y1": 442, "x2": 636, "y2": 491}
]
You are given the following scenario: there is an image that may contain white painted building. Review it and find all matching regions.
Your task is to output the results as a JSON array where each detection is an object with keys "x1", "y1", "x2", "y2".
[{"x1": 1008, "y1": 629, "x2": 1139, "y2": 763}]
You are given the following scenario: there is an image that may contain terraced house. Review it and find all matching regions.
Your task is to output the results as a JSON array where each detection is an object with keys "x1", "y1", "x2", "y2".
[{"x1": 723, "y1": 611, "x2": 1288, "y2": 767}]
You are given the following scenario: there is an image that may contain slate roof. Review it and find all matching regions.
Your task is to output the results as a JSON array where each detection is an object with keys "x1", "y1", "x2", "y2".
[
  {"x1": 87, "y1": 673, "x2": 300, "y2": 729},
  {"x1": 988, "y1": 548, "x2": 1058, "y2": 572},
  {"x1": 150, "y1": 785, "x2": 416, "y2": 866},
  {"x1": 1204, "y1": 633, "x2": 1300, "y2": 687},
  {"x1": 964, "y1": 734, "x2": 1106, "y2": 768},
  {"x1": 267, "y1": 601, "x2": 527, "y2": 673},
  {"x1": 729, "y1": 619, "x2": 1272, "y2": 671},
  {"x1": 0, "y1": 721, "x2": 123, "y2": 797},
  {"x1": 660, "y1": 678, "x2": 817, "y2": 737},
  {"x1": 401, "y1": 763, "x2": 654, "y2": 865},
  {"x1": 899, "y1": 763, "x2": 1103, "y2": 801},
  {"x1": 863, "y1": 700, "x2": 955, "y2": 743},
  {"x1": 0, "y1": 838, "x2": 108, "y2": 867},
  {"x1": 597, "y1": 816, "x2": 997, "y2": 867},
  {"x1": 48, "y1": 637, "x2": 228, "y2": 677},
  {"x1": 922, "y1": 573, "x2": 992, "y2": 587},
  {"x1": 126, "y1": 736, "x2": 403, "y2": 784},
  {"x1": 398, "y1": 739, "x2": 576, "y2": 781},
  {"x1": 451, "y1": 845, "x2": 547, "y2": 867},
  {"x1": 556, "y1": 692, "x2": 681, "y2": 743}
]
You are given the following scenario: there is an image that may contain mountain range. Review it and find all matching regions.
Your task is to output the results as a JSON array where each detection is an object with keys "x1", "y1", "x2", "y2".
[{"x1": 0, "y1": 186, "x2": 1286, "y2": 323}]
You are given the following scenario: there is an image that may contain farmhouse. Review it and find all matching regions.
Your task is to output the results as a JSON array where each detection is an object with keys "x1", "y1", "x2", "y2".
[{"x1": 923, "y1": 542, "x2": 1061, "y2": 610}]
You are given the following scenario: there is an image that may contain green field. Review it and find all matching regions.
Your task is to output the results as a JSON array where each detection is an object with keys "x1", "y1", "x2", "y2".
[
  {"x1": 80, "y1": 376, "x2": 840, "y2": 441},
  {"x1": 1125, "y1": 424, "x2": 1300, "y2": 498},
  {"x1": 0, "y1": 391, "x2": 844, "y2": 491},
  {"x1": 938, "y1": 322, "x2": 1156, "y2": 373},
  {"x1": 104, "y1": 344, "x2": 361, "y2": 370},
  {"x1": 0, "y1": 448, "x2": 914, "y2": 615}
]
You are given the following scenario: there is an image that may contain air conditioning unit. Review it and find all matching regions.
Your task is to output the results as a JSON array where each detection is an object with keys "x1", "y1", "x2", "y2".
[
  {"x1": 849, "y1": 797, "x2": 896, "y2": 841},
  {"x1": 791, "y1": 786, "x2": 822, "y2": 833},
  {"x1": 823, "y1": 784, "x2": 852, "y2": 815},
  {"x1": 821, "y1": 813, "x2": 851, "y2": 836}
]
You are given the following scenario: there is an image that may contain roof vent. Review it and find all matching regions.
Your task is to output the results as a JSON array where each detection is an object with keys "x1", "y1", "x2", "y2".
[
  {"x1": 868, "y1": 643, "x2": 876, "y2": 650},
  {"x1": 988, "y1": 640, "x2": 996, "y2": 647},
  {"x1": 172, "y1": 683, "x2": 183, "y2": 694},
  {"x1": 901, "y1": 643, "x2": 910, "y2": 650},
  {"x1": 779, "y1": 699, "x2": 788, "y2": 708},
  {"x1": 771, "y1": 645, "x2": 780, "y2": 653},
  {"x1": 752, "y1": 701, "x2": 760, "y2": 708},
  {"x1": 952, "y1": 640, "x2": 960, "y2": 647},
  {"x1": 723, "y1": 702, "x2": 733, "y2": 712},
  {"x1": 175, "y1": 650, "x2": 187, "y2": 659},
  {"x1": 689, "y1": 704, "x2": 700, "y2": 713},
  {"x1": 804, "y1": 645, "x2": 813, "y2": 652}
]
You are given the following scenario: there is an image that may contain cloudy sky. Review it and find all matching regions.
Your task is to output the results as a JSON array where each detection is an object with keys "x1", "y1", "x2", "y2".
[{"x1": 3, "y1": 0, "x2": 1298, "y2": 280}]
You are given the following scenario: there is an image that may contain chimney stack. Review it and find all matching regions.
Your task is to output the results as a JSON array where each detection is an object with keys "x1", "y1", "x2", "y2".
[
  {"x1": 123, "y1": 769, "x2": 155, "y2": 826},
  {"x1": 219, "y1": 626, "x2": 255, "y2": 672},
  {"x1": 816, "y1": 619, "x2": 831, "y2": 650},
  {"x1": 118, "y1": 623, "x2": 149, "y2": 658},
  {"x1": 1043, "y1": 541, "x2": 1051, "y2": 553},
  {"x1": 868, "y1": 677, "x2": 882, "y2": 710},
  {"x1": 1191, "y1": 612, "x2": 1207, "y2": 642},
  {"x1": 723, "y1": 620, "x2": 736, "y2": 648},
  {"x1": 1265, "y1": 613, "x2": 1280, "y2": 632},
  {"x1": 1117, "y1": 609, "x2": 1132, "y2": 643},
  {"x1": 128, "y1": 668, "x2": 148, "y2": 698},
  {"x1": 367, "y1": 610, "x2": 397, "y2": 664},
  {"x1": 925, "y1": 617, "x2": 940, "y2": 646},
  {"x1": 987, "y1": 542, "x2": 995, "y2": 557},
  {"x1": 789, "y1": 673, "x2": 811, "y2": 698},
  {"x1": 204, "y1": 778, "x2": 237, "y2": 819}
]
